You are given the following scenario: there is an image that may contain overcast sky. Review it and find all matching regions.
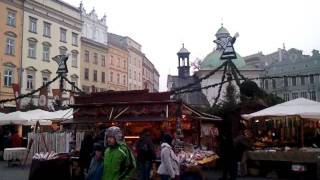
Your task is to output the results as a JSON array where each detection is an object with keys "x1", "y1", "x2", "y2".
[{"x1": 66, "y1": 0, "x2": 320, "y2": 91}]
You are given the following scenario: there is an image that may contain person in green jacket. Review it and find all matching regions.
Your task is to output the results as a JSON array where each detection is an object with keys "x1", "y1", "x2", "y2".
[{"x1": 102, "y1": 126, "x2": 136, "y2": 180}]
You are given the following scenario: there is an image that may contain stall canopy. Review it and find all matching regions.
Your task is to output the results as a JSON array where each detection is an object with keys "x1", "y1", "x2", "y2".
[
  {"x1": 0, "y1": 109, "x2": 73, "y2": 125},
  {"x1": 242, "y1": 98, "x2": 320, "y2": 120}
]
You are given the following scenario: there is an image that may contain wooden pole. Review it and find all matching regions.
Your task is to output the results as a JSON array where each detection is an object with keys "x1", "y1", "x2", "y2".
[{"x1": 301, "y1": 118, "x2": 304, "y2": 147}]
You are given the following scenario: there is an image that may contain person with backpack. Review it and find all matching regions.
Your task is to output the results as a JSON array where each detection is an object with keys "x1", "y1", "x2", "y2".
[
  {"x1": 102, "y1": 126, "x2": 136, "y2": 180},
  {"x1": 157, "y1": 133, "x2": 179, "y2": 180},
  {"x1": 136, "y1": 130, "x2": 156, "y2": 180}
]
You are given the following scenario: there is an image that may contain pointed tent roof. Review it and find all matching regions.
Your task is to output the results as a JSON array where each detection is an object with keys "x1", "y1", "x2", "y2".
[{"x1": 242, "y1": 98, "x2": 320, "y2": 120}]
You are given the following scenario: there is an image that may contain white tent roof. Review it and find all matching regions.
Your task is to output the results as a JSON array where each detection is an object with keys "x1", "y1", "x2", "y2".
[
  {"x1": 242, "y1": 98, "x2": 320, "y2": 120},
  {"x1": 0, "y1": 111, "x2": 32, "y2": 125}
]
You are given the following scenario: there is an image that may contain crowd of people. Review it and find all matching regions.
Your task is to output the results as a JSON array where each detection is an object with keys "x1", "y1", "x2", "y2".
[
  {"x1": 0, "y1": 127, "x2": 22, "y2": 152},
  {"x1": 78, "y1": 126, "x2": 203, "y2": 180}
]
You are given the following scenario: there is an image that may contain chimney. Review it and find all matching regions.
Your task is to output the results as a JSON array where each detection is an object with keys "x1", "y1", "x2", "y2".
[
  {"x1": 278, "y1": 48, "x2": 282, "y2": 62},
  {"x1": 312, "y1": 49, "x2": 319, "y2": 57}
]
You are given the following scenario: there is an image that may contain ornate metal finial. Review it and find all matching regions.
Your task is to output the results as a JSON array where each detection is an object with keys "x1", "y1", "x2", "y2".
[
  {"x1": 214, "y1": 32, "x2": 239, "y2": 60},
  {"x1": 182, "y1": 43, "x2": 184, "y2": 48},
  {"x1": 283, "y1": 43, "x2": 286, "y2": 50},
  {"x1": 79, "y1": 0, "x2": 83, "y2": 8},
  {"x1": 52, "y1": 55, "x2": 69, "y2": 74},
  {"x1": 221, "y1": 18, "x2": 224, "y2": 27}
]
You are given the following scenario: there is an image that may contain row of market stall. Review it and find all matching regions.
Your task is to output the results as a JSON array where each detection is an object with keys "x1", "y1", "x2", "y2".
[{"x1": 241, "y1": 98, "x2": 320, "y2": 179}]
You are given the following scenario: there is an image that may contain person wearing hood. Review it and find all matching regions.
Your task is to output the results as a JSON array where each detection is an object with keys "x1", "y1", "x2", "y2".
[
  {"x1": 102, "y1": 126, "x2": 136, "y2": 180},
  {"x1": 86, "y1": 143, "x2": 104, "y2": 180},
  {"x1": 157, "y1": 134, "x2": 179, "y2": 180}
]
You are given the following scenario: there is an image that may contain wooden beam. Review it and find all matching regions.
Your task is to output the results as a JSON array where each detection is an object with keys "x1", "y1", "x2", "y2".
[
  {"x1": 113, "y1": 106, "x2": 129, "y2": 120},
  {"x1": 109, "y1": 107, "x2": 114, "y2": 120}
]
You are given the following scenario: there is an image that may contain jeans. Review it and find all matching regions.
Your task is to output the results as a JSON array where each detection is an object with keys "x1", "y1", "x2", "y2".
[
  {"x1": 160, "y1": 175, "x2": 171, "y2": 180},
  {"x1": 139, "y1": 161, "x2": 152, "y2": 180}
]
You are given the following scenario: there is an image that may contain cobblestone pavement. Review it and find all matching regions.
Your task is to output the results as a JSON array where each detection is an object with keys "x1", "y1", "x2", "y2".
[{"x1": 0, "y1": 160, "x2": 288, "y2": 180}]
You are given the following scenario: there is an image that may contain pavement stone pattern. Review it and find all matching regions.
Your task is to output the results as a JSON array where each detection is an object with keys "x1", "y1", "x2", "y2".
[{"x1": 0, "y1": 160, "x2": 287, "y2": 180}]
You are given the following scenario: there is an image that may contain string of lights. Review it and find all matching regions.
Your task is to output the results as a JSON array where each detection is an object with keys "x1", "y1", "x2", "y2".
[
  {"x1": 0, "y1": 75, "x2": 61, "y2": 104},
  {"x1": 174, "y1": 72, "x2": 320, "y2": 95},
  {"x1": 172, "y1": 60, "x2": 228, "y2": 93},
  {"x1": 212, "y1": 61, "x2": 229, "y2": 107},
  {"x1": 62, "y1": 76, "x2": 85, "y2": 94}
]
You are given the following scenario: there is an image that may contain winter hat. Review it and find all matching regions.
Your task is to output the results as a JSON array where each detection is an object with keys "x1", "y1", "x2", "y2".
[
  {"x1": 93, "y1": 142, "x2": 104, "y2": 152},
  {"x1": 105, "y1": 126, "x2": 123, "y2": 144},
  {"x1": 162, "y1": 133, "x2": 173, "y2": 145}
]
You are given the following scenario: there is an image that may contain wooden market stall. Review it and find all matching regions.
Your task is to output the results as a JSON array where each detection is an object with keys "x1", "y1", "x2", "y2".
[
  {"x1": 64, "y1": 90, "x2": 221, "y2": 148},
  {"x1": 241, "y1": 98, "x2": 320, "y2": 179}
]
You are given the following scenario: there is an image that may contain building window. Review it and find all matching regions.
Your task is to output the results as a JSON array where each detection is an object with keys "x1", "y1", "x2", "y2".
[
  {"x1": 134, "y1": 71, "x2": 136, "y2": 80},
  {"x1": 93, "y1": 70, "x2": 97, "y2": 82},
  {"x1": 117, "y1": 74, "x2": 120, "y2": 84},
  {"x1": 4, "y1": 68, "x2": 13, "y2": 87},
  {"x1": 60, "y1": 28, "x2": 67, "y2": 42},
  {"x1": 284, "y1": 77, "x2": 288, "y2": 87},
  {"x1": 42, "y1": 74, "x2": 50, "y2": 90},
  {"x1": 101, "y1": 72, "x2": 105, "y2": 83},
  {"x1": 84, "y1": 68, "x2": 89, "y2": 80},
  {"x1": 28, "y1": 40, "x2": 37, "y2": 58},
  {"x1": 72, "y1": 52, "x2": 78, "y2": 67},
  {"x1": 27, "y1": 73, "x2": 35, "y2": 90},
  {"x1": 59, "y1": 46, "x2": 67, "y2": 55},
  {"x1": 301, "y1": 91, "x2": 307, "y2": 98},
  {"x1": 101, "y1": 55, "x2": 106, "y2": 66},
  {"x1": 29, "y1": 17, "x2": 37, "y2": 33},
  {"x1": 292, "y1": 92, "x2": 298, "y2": 99},
  {"x1": 71, "y1": 77, "x2": 78, "y2": 87},
  {"x1": 85, "y1": 50, "x2": 89, "y2": 62},
  {"x1": 82, "y1": 85, "x2": 90, "y2": 93},
  {"x1": 117, "y1": 58, "x2": 120, "y2": 67},
  {"x1": 5, "y1": 37, "x2": 15, "y2": 56},
  {"x1": 123, "y1": 75, "x2": 126, "y2": 85},
  {"x1": 93, "y1": 53, "x2": 98, "y2": 64},
  {"x1": 43, "y1": 22, "x2": 51, "y2": 37},
  {"x1": 72, "y1": 33, "x2": 78, "y2": 46},
  {"x1": 129, "y1": 69, "x2": 132, "y2": 79},
  {"x1": 292, "y1": 77, "x2": 297, "y2": 86},
  {"x1": 264, "y1": 80, "x2": 268, "y2": 89},
  {"x1": 123, "y1": 60, "x2": 126, "y2": 69},
  {"x1": 283, "y1": 93, "x2": 290, "y2": 101},
  {"x1": 138, "y1": 73, "x2": 141, "y2": 81},
  {"x1": 310, "y1": 91, "x2": 316, "y2": 101},
  {"x1": 272, "y1": 79, "x2": 276, "y2": 89},
  {"x1": 7, "y1": 10, "x2": 16, "y2": 27},
  {"x1": 310, "y1": 75, "x2": 314, "y2": 84},
  {"x1": 42, "y1": 43, "x2": 50, "y2": 61},
  {"x1": 110, "y1": 72, "x2": 113, "y2": 82},
  {"x1": 301, "y1": 77, "x2": 305, "y2": 85}
]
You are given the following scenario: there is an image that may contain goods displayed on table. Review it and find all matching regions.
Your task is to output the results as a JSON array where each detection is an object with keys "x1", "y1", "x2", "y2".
[
  {"x1": 3, "y1": 147, "x2": 28, "y2": 162},
  {"x1": 178, "y1": 148, "x2": 219, "y2": 166},
  {"x1": 32, "y1": 151, "x2": 58, "y2": 160},
  {"x1": 27, "y1": 131, "x2": 84, "y2": 156}
]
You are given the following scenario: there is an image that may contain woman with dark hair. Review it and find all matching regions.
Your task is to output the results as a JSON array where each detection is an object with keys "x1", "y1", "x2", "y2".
[
  {"x1": 10, "y1": 129, "x2": 22, "y2": 148},
  {"x1": 157, "y1": 134, "x2": 179, "y2": 180},
  {"x1": 79, "y1": 132, "x2": 94, "y2": 177}
]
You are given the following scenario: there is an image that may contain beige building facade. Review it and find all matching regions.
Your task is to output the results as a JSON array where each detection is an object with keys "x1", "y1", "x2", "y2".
[
  {"x1": 0, "y1": 0, "x2": 24, "y2": 107},
  {"x1": 107, "y1": 44, "x2": 129, "y2": 91},
  {"x1": 20, "y1": 0, "x2": 82, "y2": 108},
  {"x1": 142, "y1": 56, "x2": 155, "y2": 92},
  {"x1": 80, "y1": 5, "x2": 108, "y2": 93},
  {"x1": 127, "y1": 38, "x2": 143, "y2": 90},
  {"x1": 81, "y1": 38, "x2": 108, "y2": 93}
]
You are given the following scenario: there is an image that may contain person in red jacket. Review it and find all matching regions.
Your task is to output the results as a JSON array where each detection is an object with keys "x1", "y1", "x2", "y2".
[{"x1": 10, "y1": 130, "x2": 22, "y2": 147}]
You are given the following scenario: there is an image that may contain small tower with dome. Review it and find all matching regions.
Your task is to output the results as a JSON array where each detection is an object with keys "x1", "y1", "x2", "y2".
[{"x1": 177, "y1": 44, "x2": 190, "y2": 78}]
